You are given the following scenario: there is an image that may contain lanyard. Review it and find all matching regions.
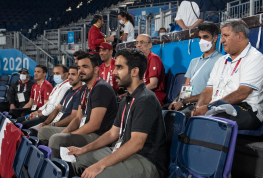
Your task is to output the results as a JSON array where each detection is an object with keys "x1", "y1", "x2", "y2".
[
  {"x1": 18, "y1": 81, "x2": 27, "y2": 92},
  {"x1": 81, "y1": 77, "x2": 100, "y2": 114},
  {"x1": 34, "y1": 80, "x2": 44, "y2": 105},
  {"x1": 62, "y1": 87, "x2": 82, "y2": 110},
  {"x1": 119, "y1": 98, "x2": 135, "y2": 139},
  {"x1": 103, "y1": 64, "x2": 112, "y2": 83},
  {"x1": 50, "y1": 79, "x2": 69, "y2": 96}
]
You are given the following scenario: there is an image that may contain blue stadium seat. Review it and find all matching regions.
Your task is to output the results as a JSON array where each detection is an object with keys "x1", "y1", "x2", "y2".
[
  {"x1": 0, "y1": 74, "x2": 10, "y2": 86},
  {"x1": 0, "y1": 85, "x2": 8, "y2": 103},
  {"x1": 13, "y1": 136, "x2": 33, "y2": 178},
  {"x1": 166, "y1": 73, "x2": 186, "y2": 104},
  {"x1": 15, "y1": 123, "x2": 23, "y2": 130},
  {"x1": 28, "y1": 136, "x2": 39, "y2": 146},
  {"x1": 10, "y1": 74, "x2": 20, "y2": 85},
  {"x1": 38, "y1": 145, "x2": 52, "y2": 159},
  {"x1": 52, "y1": 158, "x2": 69, "y2": 177},
  {"x1": 176, "y1": 116, "x2": 238, "y2": 178},
  {"x1": 22, "y1": 129, "x2": 31, "y2": 136},
  {"x1": 38, "y1": 159, "x2": 63, "y2": 178}
]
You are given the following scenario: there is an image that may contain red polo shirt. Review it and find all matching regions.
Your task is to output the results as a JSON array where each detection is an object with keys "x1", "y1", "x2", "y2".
[
  {"x1": 88, "y1": 24, "x2": 106, "y2": 54},
  {"x1": 99, "y1": 58, "x2": 119, "y2": 92},
  {"x1": 143, "y1": 51, "x2": 166, "y2": 105},
  {"x1": 30, "y1": 80, "x2": 53, "y2": 108}
]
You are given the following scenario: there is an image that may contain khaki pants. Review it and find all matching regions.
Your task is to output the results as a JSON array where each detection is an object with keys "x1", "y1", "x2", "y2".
[{"x1": 71, "y1": 147, "x2": 160, "y2": 178}]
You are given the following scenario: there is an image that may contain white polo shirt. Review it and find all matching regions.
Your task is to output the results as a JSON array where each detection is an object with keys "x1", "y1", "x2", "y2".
[
  {"x1": 175, "y1": 1, "x2": 200, "y2": 27},
  {"x1": 207, "y1": 43, "x2": 263, "y2": 121},
  {"x1": 123, "y1": 21, "x2": 134, "y2": 42}
]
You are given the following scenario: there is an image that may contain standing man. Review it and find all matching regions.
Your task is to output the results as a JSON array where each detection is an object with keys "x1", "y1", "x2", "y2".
[
  {"x1": 165, "y1": 22, "x2": 222, "y2": 119},
  {"x1": 136, "y1": 34, "x2": 166, "y2": 105},
  {"x1": 99, "y1": 42, "x2": 118, "y2": 92},
  {"x1": 73, "y1": 50, "x2": 87, "y2": 64},
  {"x1": 0, "y1": 68, "x2": 35, "y2": 112},
  {"x1": 67, "y1": 48, "x2": 168, "y2": 178},
  {"x1": 47, "y1": 53, "x2": 118, "y2": 159},
  {"x1": 16, "y1": 65, "x2": 71, "y2": 129},
  {"x1": 88, "y1": 14, "x2": 114, "y2": 65},
  {"x1": 9, "y1": 65, "x2": 53, "y2": 118},
  {"x1": 193, "y1": 19, "x2": 263, "y2": 130}
]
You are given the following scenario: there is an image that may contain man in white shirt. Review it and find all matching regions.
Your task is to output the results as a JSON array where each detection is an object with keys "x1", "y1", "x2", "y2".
[
  {"x1": 20, "y1": 65, "x2": 71, "y2": 129},
  {"x1": 192, "y1": 19, "x2": 263, "y2": 130}
]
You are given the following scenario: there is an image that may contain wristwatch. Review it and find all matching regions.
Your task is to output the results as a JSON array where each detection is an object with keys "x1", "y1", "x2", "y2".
[
  {"x1": 51, "y1": 122, "x2": 55, "y2": 126},
  {"x1": 179, "y1": 98, "x2": 185, "y2": 105}
]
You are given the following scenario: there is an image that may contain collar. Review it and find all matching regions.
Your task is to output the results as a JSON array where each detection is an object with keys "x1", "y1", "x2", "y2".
[
  {"x1": 200, "y1": 50, "x2": 219, "y2": 60},
  {"x1": 126, "y1": 83, "x2": 145, "y2": 100},
  {"x1": 225, "y1": 42, "x2": 251, "y2": 62},
  {"x1": 94, "y1": 24, "x2": 99, "y2": 28},
  {"x1": 147, "y1": 51, "x2": 153, "y2": 59},
  {"x1": 125, "y1": 21, "x2": 128, "y2": 25},
  {"x1": 71, "y1": 86, "x2": 82, "y2": 92}
]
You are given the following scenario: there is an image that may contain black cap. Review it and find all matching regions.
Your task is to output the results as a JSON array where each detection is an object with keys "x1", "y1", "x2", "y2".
[{"x1": 19, "y1": 68, "x2": 29, "y2": 74}]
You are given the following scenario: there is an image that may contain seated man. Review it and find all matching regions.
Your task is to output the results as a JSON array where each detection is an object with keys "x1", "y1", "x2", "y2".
[
  {"x1": 16, "y1": 64, "x2": 71, "y2": 129},
  {"x1": 9, "y1": 65, "x2": 53, "y2": 118},
  {"x1": 99, "y1": 42, "x2": 119, "y2": 92},
  {"x1": 67, "y1": 48, "x2": 168, "y2": 178},
  {"x1": 136, "y1": 34, "x2": 166, "y2": 105},
  {"x1": 0, "y1": 68, "x2": 35, "y2": 112},
  {"x1": 164, "y1": 22, "x2": 222, "y2": 119},
  {"x1": 37, "y1": 65, "x2": 82, "y2": 144},
  {"x1": 73, "y1": 50, "x2": 87, "y2": 65},
  {"x1": 42, "y1": 53, "x2": 118, "y2": 159},
  {"x1": 193, "y1": 19, "x2": 263, "y2": 130}
]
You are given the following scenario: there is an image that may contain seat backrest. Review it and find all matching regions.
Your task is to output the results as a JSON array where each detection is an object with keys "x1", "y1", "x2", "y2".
[
  {"x1": 38, "y1": 158, "x2": 63, "y2": 178},
  {"x1": 167, "y1": 73, "x2": 186, "y2": 103},
  {"x1": 12, "y1": 136, "x2": 32, "y2": 177},
  {"x1": 10, "y1": 74, "x2": 20, "y2": 85},
  {"x1": 24, "y1": 145, "x2": 45, "y2": 178},
  {"x1": 0, "y1": 86, "x2": 8, "y2": 98},
  {"x1": 0, "y1": 75, "x2": 10, "y2": 85},
  {"x1": 52, "y1": 158, "x2": 69, "y2": 177},
  {"x1": 15, "y1": 123, "x2": 23, "y2": 130},
  {"x1": 177, "y1": 116, "x2": 237, "y2": 178},
  {"x1": 28, "y1": 136, "x2": 39, "y2": 146},
  {"x1": 38, "y1": 145, "x2": 52, "y2": 159}
]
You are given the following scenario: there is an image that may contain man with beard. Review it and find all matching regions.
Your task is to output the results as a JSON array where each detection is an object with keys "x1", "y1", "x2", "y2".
[
  {"x1": 46, "y1": 53, "x2": 118, "y2": 159},
  {"x1": 67, "y1": 48, "x2": 168, "y2": 178}
]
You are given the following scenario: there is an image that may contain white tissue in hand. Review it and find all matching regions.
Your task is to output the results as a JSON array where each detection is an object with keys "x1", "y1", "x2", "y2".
[{"x1": 60, "y1": 147, "x2": 77, "y2": 163}]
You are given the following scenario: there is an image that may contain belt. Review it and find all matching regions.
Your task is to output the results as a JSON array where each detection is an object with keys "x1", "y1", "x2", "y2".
[{"x1": 89, "y1": 49, "x2": 99, "y2": 52}]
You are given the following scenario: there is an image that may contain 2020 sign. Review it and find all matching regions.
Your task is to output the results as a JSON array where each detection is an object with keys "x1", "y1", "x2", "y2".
[{"x1": 2, "y1": 57, "x2": 29, "y2": 72}]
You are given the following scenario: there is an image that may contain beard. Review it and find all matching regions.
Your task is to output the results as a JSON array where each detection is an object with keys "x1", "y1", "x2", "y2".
[
  {"x1": 79, "y1": 71, "x2": 93, "y2": 83},
  {"x1": 115, "y1": 73, "x2": 132, "y2": 88}
]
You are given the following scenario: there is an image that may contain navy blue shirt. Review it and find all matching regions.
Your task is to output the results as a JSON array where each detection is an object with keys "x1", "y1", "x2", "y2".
[{"x1": 59, "y1": 86, "x2": 82, "y2": 120}]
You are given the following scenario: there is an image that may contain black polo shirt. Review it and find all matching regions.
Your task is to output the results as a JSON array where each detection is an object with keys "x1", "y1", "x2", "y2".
[
  {"x1": 113, "y1": 83, "x2": 168, "y2": 178},
  {"x1": 79, "y1": 79, "x2": 118, "y2": 135}
]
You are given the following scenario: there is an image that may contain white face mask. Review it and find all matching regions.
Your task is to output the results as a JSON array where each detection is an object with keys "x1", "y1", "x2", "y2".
[
  {"x1": 20, "y1": 74, "x2": 27, "y2": 81},
  {"x1": 119, "y1": 19, "x2": 125, "y2": 25},
  {"x1": 199, "y1": 39, "x2": 213, "y2": 52},
  {"x1": 159, "y1": 32, "x2": 166, "y2": 37}
]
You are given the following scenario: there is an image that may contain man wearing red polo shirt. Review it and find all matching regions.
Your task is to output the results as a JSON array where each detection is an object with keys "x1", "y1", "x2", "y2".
[
  {"x1": 99, "y1": 42, "x2": 119, "y2": 92},
  {"x1": 136, "y1": 34, "x2": 166, "y2": 105},
  {"x1": 88, "y1": 15, "x2": 114, "y2": 65}
]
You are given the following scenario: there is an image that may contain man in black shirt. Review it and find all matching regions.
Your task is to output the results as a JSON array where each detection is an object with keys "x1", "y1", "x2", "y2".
[
  {"x1": 67, "y1": 48, "x2": 168, "y2": 178},
  {"x1": 0, "y1": 68, "x2": 35, "y2": 112},
  {"x1": 48, "y1": 53, "x2": 118, "y2": 159}
]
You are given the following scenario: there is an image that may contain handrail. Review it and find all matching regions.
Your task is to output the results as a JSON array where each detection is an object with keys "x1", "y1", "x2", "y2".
[
  {"x1": 19, "y1": 32, "x2": 54, "y2": 59},
  {"x1": 128, "y1": 1, "x2": 178, "y2": 9}
]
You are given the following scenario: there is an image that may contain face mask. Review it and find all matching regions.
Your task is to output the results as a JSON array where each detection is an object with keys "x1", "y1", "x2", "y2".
[
  {"x1": 119, "y1": 20, "x2": 125, "y2": 25},
  {"x1": 53, "y1": 75, "x2": 64, "y2": 84},
  {"x1": 20, "y1": 74, "x2": 27, "y2": 81},
  {"x1": 199, "y1": 39, "x2": 213, "y2": 52},
  {"x1": 159, "y1": 32, "x2": 166, "y2": 37}
]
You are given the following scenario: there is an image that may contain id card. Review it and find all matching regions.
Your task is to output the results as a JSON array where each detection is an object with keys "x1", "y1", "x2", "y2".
[
  {"x1": 112, "y1": 138, "x2": 122, "y2": 153},
  {"x1": 179, "y1": 86, "x2": 193, "y2": 99},
  {"x1": 79, "y1": 115, "x2": 87, "y2": 128},
  {"x1": 52, "y1": 112, "x2": 64, "y2": 123},
  {"x1": 17, "y1": 93, "x2": 25, "y2": 102},
  {"x1": 212, "y1": 89, "x2": 225, "y2": 101},
  {"x1": 31, "y1": 104, "x2": 37, "y2": 111}
]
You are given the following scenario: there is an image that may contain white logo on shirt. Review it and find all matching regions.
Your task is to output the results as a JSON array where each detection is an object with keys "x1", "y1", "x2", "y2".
[
  {"x1": 153, "y1": 67, "x2": 156, "y2": 70},
  {"x1": 47, "y1": 93, "x2": 49, "y2": 95}
]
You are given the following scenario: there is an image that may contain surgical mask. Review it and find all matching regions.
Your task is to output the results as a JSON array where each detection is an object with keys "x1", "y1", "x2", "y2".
[
  {"x1": 119, "y1": 20, "x2": 125, "y2": 25},
  {"x1": 20, "y1": 74, "x2": 27, "y2": 81},
  {"x1": 159, "y1": 32, "x2": 166, "y2": 37},
  {"x1": 199, "y1": 39, "x2": 213, "y2": 52},
  {"x1": 53, "y1": 74, "x2": 64, "y2": 84}
]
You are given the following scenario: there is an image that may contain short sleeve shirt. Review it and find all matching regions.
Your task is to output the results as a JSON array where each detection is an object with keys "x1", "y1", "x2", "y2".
[
  {"x1": 143, "y1": 51, "x2": 166, "y2": 105},
  {"x1": 30, "y1": 80, "x2": 53, "y2": 108},
  {"x1": 207, "y1": 43, "x2": 263, "y2": 121},
  {"x1": 79, "y1": 79, "x2": 118, "y2": 135},
  {"x1": 99, "y1": 59, "x2": 119, "y2": 92},
  {"x1": 123, "y1": 21, "x2": 134, "y2": 42},
  {"x1": 113, "y1": 83, "x2": 168, "y2": 178},
  {"x1": 185, "y1": 50, "x2": 222, "y2": 96},
  {"x1": 59, "y1": 86, "x2": 82, "y2": 120}
]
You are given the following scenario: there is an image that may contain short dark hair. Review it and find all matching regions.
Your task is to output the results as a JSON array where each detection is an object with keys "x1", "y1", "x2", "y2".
[
  {"x1": 55, "y1": 64, "x2": 69, "y2": 73},
  {"x1": 78, "y1": 52, "x2": 99, "y2": 68},
  {"x1": 159, "y1": 27, "x2": 166, "y2": 32},
  {"x1": 35, "y1": 64, "x2": 47, "y2": 73},
  {"x1": 73, "y1": 50, "x2": 87, "y2": 59},
  {"x1": 93, "y1": 14, "x2": 103, "y2": 23},
  {"x1": 198, "y1": 22, "x2": 219, "y2": 38},
  {"x1": 115, "y1": 48, "x2": 147, "y2": 80},
  {"x1": 69, "y1": 65, "x2": 78, "y2": 71}
]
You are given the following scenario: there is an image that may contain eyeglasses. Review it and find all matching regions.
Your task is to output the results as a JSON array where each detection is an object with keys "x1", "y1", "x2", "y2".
[{"x1": 135, "y1": 40, "x2": 150, "y2": 45}]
